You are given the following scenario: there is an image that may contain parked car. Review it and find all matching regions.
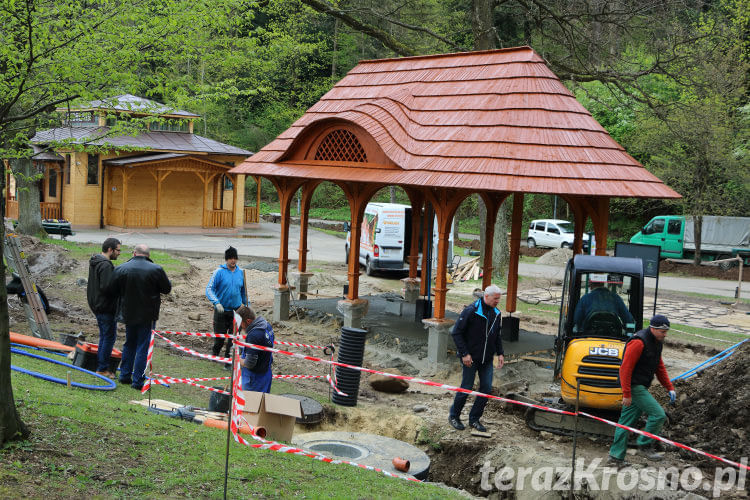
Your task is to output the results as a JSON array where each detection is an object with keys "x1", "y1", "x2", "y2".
[{"x1": 527, "y1": 219, "x2": 589, "y2": 249}]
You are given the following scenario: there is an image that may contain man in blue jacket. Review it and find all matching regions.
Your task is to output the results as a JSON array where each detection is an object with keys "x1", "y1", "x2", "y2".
[
  {"x1": 449, "y1": 285, "x2": 505, "y2": 432},
  {"x1": 206, "y1": 246, "x2": 248, "y2": 360},
  {"x1": 236, "y1": 305, "x2": 274, "y2": 393}
]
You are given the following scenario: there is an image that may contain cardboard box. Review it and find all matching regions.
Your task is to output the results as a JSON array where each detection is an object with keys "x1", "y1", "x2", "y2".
[{"x1": 239, "y1": 391, "x2": 302, "y2": 443}]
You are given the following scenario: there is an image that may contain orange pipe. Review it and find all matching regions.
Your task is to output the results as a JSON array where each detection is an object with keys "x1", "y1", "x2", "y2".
[
  {"x1": 202, "y1": 418, "x2": 266, "y2": 438},
  {"x1": 10, "y1": 332, "x2": 74, "y2": 352},
  {"x1": 392, "y1": 457, "x2": 410, "y2": 472}
]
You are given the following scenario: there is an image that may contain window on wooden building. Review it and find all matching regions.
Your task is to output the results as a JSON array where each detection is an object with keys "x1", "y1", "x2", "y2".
[
  {"x1": 87, "y1": 154, "x2": 99, "y2": 184},
  {"x1": 49, "y1": 169, "x2": 58, "y2": 198},
  {"x1": 65, "y1": 154, "x2": 71, "y2": 184}
]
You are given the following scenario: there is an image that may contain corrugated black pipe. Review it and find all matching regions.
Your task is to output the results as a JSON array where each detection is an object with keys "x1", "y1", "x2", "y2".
[{"x1": 332, "y1": 326, "x2": 367, "y2": 407}]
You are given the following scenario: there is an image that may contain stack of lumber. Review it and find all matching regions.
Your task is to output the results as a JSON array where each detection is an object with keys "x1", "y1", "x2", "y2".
[{"x1": 452, "y1": 257, "x2": 481, "y2": 282}]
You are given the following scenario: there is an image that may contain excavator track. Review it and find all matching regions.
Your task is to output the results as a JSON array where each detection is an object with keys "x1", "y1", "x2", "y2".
[{"x1": 508, "y1": 393, "x2": 617, "y2": 439}]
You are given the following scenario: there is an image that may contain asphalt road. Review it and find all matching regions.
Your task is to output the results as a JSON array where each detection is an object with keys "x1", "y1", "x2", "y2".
[{"x1": 66, "y1": 225, "x2": 748, "y2": 300}]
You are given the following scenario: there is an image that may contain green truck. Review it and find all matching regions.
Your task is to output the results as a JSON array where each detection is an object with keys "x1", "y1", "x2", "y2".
[{"x1": 630, "y1": 215, "x2": 750, "y2": 267}]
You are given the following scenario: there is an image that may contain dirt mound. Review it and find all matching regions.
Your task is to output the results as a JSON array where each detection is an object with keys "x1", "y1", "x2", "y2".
[
  {"x1": 668, "y1": 341, "x2": 750, "y2": 467},
  {"x1": 15, "y1": 235, "x2": 78, "y2": 276},
  {"x1": 536, "y1": 247, "x2": 573, "y2": 266}
]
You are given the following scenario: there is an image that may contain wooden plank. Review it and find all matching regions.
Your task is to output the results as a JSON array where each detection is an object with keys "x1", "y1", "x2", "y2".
[
  {"x1": 521, "y1": 356, "x2": 556, "y2": 363},
  {"x1": 470, "y1": 429, "x2": 493, "y2": 438}
]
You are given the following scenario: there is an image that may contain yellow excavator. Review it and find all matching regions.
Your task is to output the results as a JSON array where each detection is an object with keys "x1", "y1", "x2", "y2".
[{"x1": 525, "y1": 254, "x2": 645, "y2": 436}]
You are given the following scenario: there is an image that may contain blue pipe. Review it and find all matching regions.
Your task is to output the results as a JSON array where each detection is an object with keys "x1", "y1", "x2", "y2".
[
  {"x1": 671, "y1": 339, "x2": 748, "y2": 382},
  {"x1": 10, "y1": 347, "x2": 116, "y2": 391}
]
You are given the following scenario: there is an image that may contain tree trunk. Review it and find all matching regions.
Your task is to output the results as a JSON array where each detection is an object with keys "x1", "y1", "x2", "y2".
[
  {"x1": 0, "y1": 167, "x2": 30, "y2": 445},
  {"x1": 492, "y1": 203, "x2": 510, "y2": 278},
  {"x1": 11, "y1": 159, "x2": 44, "y2": 236},
  {"x1": 693, "y1": 215, "x2": 702, "y2": 266},
  {"x1": 471, "y1": 0, "x2": 496, "y2": 50},
  {"x1": 389, "y1": 186, "x2": 396, "y2": 203}
]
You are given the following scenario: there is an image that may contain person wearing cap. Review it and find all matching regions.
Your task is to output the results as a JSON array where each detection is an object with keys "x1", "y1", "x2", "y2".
[
  {"x1": 608, "y1": 314, "x2": 676, "y2": 467},
  {"x1": 206, "y1": 246, "x2": 248, "y2": 360},
  {"x1": 236, "y1": 305, "x2": 274, "y2": 393},
  {"x1": 573, "y1": 274, "x2": 634, "y2": 334}
]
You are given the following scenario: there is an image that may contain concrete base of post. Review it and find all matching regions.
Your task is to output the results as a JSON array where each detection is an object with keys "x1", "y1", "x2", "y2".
[
  {"x1": 422, "y1": 318, "x2": 455, "y2": 366},
  {"x1": 290, "y1": 272, "x2": 314, "y2": 300},
  {"x1": 401, "y1": 278, "x2": 421, "y2": 303},
  {"x1": 336, "y1": 299, "x2": 369, "y2": 329},
  {"x1": 273, "y1": 285, "x2": 290, "y2": 322}
]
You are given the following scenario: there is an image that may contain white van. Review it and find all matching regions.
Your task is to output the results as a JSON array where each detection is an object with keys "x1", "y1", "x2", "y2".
[
  {"x1": 344, "y1": 202, "x2": 454, "y2": 276},
  {"x1": 527, "y1": 219, "x2": 589, "y2": 250}
]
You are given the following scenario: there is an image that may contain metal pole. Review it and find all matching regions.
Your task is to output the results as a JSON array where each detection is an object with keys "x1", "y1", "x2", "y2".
[
  {"x1": 736, "y1": 256, "x2": 743, "y2": 305},
  {"x1": 569, "y1": 379, "x2": 581, "y2": 500},
  {"x1": 223, "y1": 328, "x2": 236, "y2": 500},
  {"x1": 653, "y1": 274, "x2": 659, "y2": 317}
]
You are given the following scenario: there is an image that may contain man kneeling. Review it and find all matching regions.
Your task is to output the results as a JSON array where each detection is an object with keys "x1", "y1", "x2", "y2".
[{"x1": 236, "y1": 306, "x2": 274, "y2": 393}]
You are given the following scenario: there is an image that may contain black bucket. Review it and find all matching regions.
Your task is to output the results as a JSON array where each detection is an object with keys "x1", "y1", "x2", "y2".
[
  {"x1": 208, "y1": 387, "x2": 231, "y2": 413},
  {"x1": 332, "y1": 326, "x2": 367, "y2": 407}
]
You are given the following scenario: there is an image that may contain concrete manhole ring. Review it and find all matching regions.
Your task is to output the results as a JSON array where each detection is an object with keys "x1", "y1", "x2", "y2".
[{"x1": 293, "y1": 431, "x2": 430, "y2": 480}]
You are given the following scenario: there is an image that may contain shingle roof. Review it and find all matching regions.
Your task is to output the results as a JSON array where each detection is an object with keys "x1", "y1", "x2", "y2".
[
  {"x1": 31, "y1": 127, "x2": 252, "y2": 156},
  {"x1": 232, "y1": 46, "x2": 680, "y2": 199},
  {"x1": 63, "y1": 94, "x2": 200, "y2": 118}
]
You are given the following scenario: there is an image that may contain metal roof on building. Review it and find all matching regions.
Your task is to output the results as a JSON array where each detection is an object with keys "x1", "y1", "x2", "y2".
[
  {"x1": 61, "y1": 94, "x2": 200, "y2": 118},
  {"x1": 103, "y1": 153, "x2": 189, "y2": 166},
  {"x1": 30, "y1": 144, "x2": 64, "y2": 162},
  {"x1": 31, "y1": 127, "x2": 252, "y2": 156},
  {"x1": 231, "y1": 46, "x2": 680, "y2": 199}
]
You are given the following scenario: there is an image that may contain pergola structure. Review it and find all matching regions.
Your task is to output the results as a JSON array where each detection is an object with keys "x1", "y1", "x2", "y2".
[{"x1": 230, "y1": 47, "x2": 679, "y2": 354}]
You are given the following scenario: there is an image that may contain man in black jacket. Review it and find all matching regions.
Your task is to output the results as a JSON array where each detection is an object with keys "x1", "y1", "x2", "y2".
[
  {"x1": 107, "y1": 244, "x2": 171, "y2": 390},
  {"x1": 448, "y1": 284, "x2": 505, "y2": 432},
  {"x1": 87, "y1": 237, "x2": 121, "y2": 378}
]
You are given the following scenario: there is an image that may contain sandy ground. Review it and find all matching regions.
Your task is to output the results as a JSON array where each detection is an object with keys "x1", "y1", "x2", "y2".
[{"x1": 9, "y1": 237, "x2": 749, "y2": 498}]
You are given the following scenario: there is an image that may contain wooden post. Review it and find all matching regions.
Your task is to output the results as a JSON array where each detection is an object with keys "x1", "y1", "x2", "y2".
[
  {"x1": 338, "y1": 182, "x2": 382, "y2": 300},
  {"x1": 122, "y1": 170, "x2": 130, "y2": 228},
  {"x1": 565, "y1": 196, "x2": 587, "y2": 254},
  {"x1": 231, "y1": 174, "x2": 239, "y2": 228},
  {"x1": 297, "y1": 180, "x2": 321, "y2": 272},
  {"x1": 268, "y1": 177, "x2": 305, "y2": 286},
  {"x1": 593, "y1": 197, "x2": 610, "y2": 256},
  {"x1": 424, "y1": 188, "x2": 469, "y2": 320},
  {"x1": 404, "y1": 188, "x2": 424, "y2": 280},
  {"x1": 255, "y1": 176, "x2": 261, "y2": 223},
  {"x1": 505, "y1": 193, "x2": 524, "y2": 313}
]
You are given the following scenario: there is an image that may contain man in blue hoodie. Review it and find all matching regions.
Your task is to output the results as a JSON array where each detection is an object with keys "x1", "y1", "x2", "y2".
[
  {"x1": 206, "y1": 247, "x2": 248, "y2": 360},
  {"x1": 448, "y1": 284, "x2": 505, "y2": 432},
  {"x1": 236, "y1": 305, "x2": 274, "y2": 392}
]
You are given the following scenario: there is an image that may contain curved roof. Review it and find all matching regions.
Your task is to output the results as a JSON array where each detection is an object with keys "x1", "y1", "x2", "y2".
[{"x1": 232, "y1": 46, "x2": 679, "y2": 199}]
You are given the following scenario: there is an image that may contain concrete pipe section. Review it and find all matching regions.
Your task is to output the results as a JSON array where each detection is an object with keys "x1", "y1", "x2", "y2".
[{"x1": 292, "y1": 431, "x2": 430, "y2": 480}]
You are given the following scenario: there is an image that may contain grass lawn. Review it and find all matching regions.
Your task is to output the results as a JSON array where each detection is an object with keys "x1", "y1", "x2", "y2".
[{"x1": 2, "y1": 343, "x2": 458, "y2": 499}]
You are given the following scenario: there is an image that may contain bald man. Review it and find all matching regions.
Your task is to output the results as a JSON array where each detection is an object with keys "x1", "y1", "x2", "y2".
[{"x1": 107, "y1": 244, "x2": 171, "y2": 390}]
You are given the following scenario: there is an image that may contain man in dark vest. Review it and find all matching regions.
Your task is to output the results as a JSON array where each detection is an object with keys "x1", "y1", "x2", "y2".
[{"x1": 608, "y1": 314, "x2": 676, "y2": 467}]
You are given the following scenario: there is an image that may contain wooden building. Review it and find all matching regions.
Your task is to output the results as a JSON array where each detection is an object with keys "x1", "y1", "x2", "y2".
[{"x1": 7, "y1": 95, "x2": 258, "y2": 231}]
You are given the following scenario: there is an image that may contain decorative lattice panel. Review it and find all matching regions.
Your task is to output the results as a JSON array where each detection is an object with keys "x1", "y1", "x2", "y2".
[{"x1": 314, "y1": 129, "x2": 367, "y2": 162}]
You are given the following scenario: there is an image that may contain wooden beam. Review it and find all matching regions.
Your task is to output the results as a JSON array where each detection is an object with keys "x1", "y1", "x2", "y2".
[
  {"x1": 297, "y1": 180, "x2": 321, "y2": 272},
  {"x1": 423, "y1": 187, "x2": 470, "y2": 319},
  {"x1": 505, "y1": 193, "x2": 524, "y2": 313},
  {"x1": 336, "y1": 181, "x2": 383, "y2": 300},
  {"x1": 404, "y1": 188, "x2": 424, "y2": 280},
  {"x1": 268, "y1": 177, "x2": 306, "y2": 286},
  {"x1": 255, "y1": 176, "x2": 261, "y2": 223}
]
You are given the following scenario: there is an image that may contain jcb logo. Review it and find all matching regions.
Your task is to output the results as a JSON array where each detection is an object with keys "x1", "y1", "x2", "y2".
[{"x1": 589, "y1": 347, "x2": 619, "y2": 357}]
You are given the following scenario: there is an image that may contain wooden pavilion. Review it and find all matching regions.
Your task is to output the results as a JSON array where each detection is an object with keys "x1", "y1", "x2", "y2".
[
  {"x1": 230, "y1": 47, "x2": 680, "y2": 339},
  {"x1": 6, "y1": 95, "x2": 261, "y2": 231}
]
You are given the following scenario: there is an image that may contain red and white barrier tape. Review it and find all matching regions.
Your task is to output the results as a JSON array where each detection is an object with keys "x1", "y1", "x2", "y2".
[
  {"x1": 147, "y1": 372, "x2": 346, "y2": 397},
  {"x1": 226, "y1": 349, "x2": 414, "y2": 482},
  {"x1": 153, "y1": 329, "x2": 332, "y2": 351},
  {"x1": 232, "y1": 338, "x2": 750, "y2": 472}
]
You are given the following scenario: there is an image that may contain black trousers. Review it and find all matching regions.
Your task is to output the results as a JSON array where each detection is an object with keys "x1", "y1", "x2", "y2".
[{"x1": 211, "y1": 309, "x2": 235, "y2": 357}]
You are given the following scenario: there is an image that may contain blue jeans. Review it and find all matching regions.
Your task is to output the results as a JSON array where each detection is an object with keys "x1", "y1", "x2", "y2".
[
  {"x1": 449, "y1": 360, "x2": 494, "y2": 423},
  {"x1": 95, "y1": 313, "x2": 117, "y2": 372},
  {"x1": 120, "y1": 323, "x2": 154, "y2": 389},
  {"x1": 241, "y1": 367, "x2": 272, "y2": 393}
]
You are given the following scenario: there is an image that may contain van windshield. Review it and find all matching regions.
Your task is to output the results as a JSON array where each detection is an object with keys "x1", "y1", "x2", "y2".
[{"x1": 557, "y1": 222, "x2": 574, "y2": 233}]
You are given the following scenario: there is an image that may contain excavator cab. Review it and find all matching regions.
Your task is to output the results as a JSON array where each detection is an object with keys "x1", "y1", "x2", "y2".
[{"x1": 553, "y1": 255, "x2": 644, "y2": 410}]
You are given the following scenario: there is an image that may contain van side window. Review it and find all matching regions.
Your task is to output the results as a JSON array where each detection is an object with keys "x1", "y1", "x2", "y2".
[
  {"x1": 548, "y1": 225, "x2": 560, "y2": 234},
  {"x1": 644, "y1": 218, "x2": 665, "y2": 235},
  {"x1": 667, "y1": 220, "x2": 682, "y2": 235}
]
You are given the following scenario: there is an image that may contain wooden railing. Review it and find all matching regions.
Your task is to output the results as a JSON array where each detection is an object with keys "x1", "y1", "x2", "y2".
[
  {"x1": 244, "y1": 206, "x2": 258, "y2": 223},
  {"x1": 40, "y1": 202, "x2": 61, "y2": 220},
  {"x1": 6, "y1": 200, "x2": 18, "y2": 220},
  {"x1": 207, "y1": 210, "x2": 233, "y2": 228},
  {"x1": 125, "y1": 209, "x2": 157, "y2": 228}
]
